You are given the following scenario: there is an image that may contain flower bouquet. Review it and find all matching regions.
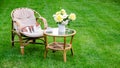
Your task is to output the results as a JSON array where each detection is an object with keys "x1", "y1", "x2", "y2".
[
  {"x1": 53, "y1": 9, "x2": 76, "y2": 25},
  {"x1": 53, "y1": 9, "x2": 76, "y2": 34}
]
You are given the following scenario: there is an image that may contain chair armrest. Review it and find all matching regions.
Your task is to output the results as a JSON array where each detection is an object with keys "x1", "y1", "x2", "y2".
[
  {"x1": 38, "y1": 17, "x2": 48, "y2": 29},
  {"x1": 12, "y1": 19, "x2": 21, "y2": 32},
  {"x1": 12, "y1": 30, "x2": 21, "y2": 36}
]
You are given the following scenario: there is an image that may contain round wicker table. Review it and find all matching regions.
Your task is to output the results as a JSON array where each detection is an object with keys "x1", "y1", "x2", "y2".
[{"x1": 44, "y1": 28, "x2": 76, "y2": 62}]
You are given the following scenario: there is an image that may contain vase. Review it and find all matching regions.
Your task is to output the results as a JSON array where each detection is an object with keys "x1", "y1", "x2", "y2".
[{"x1": 58, "y1": 24, "x2": 66, "y2": 34}]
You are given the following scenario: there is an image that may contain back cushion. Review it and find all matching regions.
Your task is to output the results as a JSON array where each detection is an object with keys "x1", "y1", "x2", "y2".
[{"x1": 13, "y1": 8, "x2": 36, "y2": 29}]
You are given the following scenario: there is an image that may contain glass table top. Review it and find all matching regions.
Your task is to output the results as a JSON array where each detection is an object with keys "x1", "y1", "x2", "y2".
[{"x1": 44, "y1": 28, "x2": 76, "y2": 36}]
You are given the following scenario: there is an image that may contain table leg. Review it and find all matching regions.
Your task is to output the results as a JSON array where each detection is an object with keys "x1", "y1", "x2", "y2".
[
  {"x1": 70, "y1": 35, "x2": 74, "y2": 56},
  {"x1": 71, "y1": 48, "x2": 74, "y2": 56},
  {"x1": 63, "y1": 37, "x2": 66, "y2": 62},
  {"x1": 63, "y1": 50, "x2": 66, "y2": 62},
  {"x1": 52, "y1": 36, "x2": 56, "y2": 53},
  {"x1": 53, "y1": 36, "x2": 56, "y2": 42}
]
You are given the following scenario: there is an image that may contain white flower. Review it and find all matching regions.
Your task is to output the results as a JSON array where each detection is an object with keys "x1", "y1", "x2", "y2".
[
  {"x1": 62, "y1": 20, "x2": 69, "y2": 25},
  {"x1": 62, "y1": 14, "x2": 68, "y2": 19}
]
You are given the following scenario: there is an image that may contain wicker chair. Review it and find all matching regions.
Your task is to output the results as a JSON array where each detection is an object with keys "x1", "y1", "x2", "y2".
[{"x1": 11, "y1": 8, "x2": 48, "y2": 55}]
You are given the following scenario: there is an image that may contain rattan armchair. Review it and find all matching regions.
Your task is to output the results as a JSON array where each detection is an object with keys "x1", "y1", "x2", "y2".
[{"x1": 11, "y1": 8, "x2": 48, "y2": 55}]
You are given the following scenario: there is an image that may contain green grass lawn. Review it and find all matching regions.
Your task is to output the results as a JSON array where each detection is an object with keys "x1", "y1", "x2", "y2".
[{"x1": 0, "y1": 0, "x2": 120, "y2": 68}]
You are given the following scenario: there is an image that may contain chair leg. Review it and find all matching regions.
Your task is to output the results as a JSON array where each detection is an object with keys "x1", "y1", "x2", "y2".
[
  {"x1": 19, "y1": 36, "x2": 24, "y2": 55},
  {"x1": 20, "y1": 46, "x2": 24, "y2": 55},
  {"x1": 32, "y1": 39, "x2": 36, "y2": 43},
  {"x1": 12, "y1": 31, "x2": 15, "y2": 47}
]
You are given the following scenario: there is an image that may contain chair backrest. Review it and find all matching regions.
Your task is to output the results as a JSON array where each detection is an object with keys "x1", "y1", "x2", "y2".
[{"x1": 11, "y1": 8, "x2": 37, "y2": 29}]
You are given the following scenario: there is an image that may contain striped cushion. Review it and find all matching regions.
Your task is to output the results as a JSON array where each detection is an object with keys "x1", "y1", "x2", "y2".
[{"x1": 20, "y1": 23, "x2": 43, "y2": 37}]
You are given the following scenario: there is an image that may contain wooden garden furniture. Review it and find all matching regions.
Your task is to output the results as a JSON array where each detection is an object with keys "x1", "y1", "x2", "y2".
[
  {"x1": 44, "y1": 28, "x2": 76, "y2": 62},
  {"x1": 11, "y1": 8, "x2": 48, "y2": 55}
]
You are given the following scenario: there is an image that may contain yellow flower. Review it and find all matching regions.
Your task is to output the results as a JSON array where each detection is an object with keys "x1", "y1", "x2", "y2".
[
  {"x1": 61, "y1": 9, "x2": 66, "y2": 15},
  {"x1": 55, "y1": 14, "x2": 63, "y2": 22},
  {"x1": 69, "y1": 13, "x2": 76, "y2": 20},
  {"x1": 56, "y1": 11, "x2": 61, "y2": 15},
  {"x1": 53, "y1": 9, "x2": 76, "y2": 25}
]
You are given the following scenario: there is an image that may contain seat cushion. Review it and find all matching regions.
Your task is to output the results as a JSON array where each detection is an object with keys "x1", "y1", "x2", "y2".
[{"x1": 20, "y1": 23, "x2": 43, "y2": 37}]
